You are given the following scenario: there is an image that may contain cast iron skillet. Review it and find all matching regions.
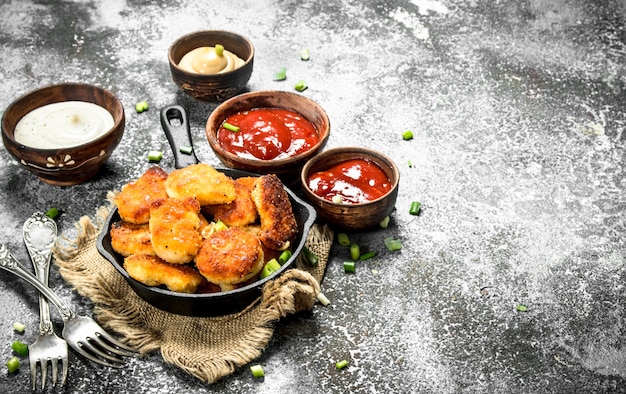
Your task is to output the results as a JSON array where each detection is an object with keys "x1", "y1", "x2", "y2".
[{"x1": 96, "y1": 104, "x2": 316, "y2": 317}]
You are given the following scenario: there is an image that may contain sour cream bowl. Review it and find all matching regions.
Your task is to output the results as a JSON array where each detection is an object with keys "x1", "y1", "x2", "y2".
[{"x1": 1, "y1": 83, "x2": 125, "y2": 186}]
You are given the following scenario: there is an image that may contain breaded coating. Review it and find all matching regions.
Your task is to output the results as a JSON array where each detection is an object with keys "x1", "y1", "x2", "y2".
[
  {"x1": 165, "y1": 163, "x2": 236, "y2": 205},
  {"x1": 114, "y1": 166, "x2": 169, "y2": 224},
  {"x1": 234, "y1": 176, "x2": 258, "y2": 192},
  {"x1": 124, "y1": 254, "x2": 204, "y2": 293},
  {"x1": 251, "y1": 174, "x2": 298, "y2": 251},
  {"x1": 149, "y1": 197, "x2": 202, "y2": 264},
  {"x1": 195, "y1": 227, "x2": 264, "y2": 291},
  {"x1": 110, "y1": 221, "x2": 155, "y2": 257},
  {"x1": 202, "y1": 179, "x2": 258, "y2": 227}
]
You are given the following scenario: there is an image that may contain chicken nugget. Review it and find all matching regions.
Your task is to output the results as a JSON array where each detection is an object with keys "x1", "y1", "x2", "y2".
[
  {"x1": 124, "y1": 254, "x2": 204, "y2": 293},
  {"x1": 110, "y1": 221, "x2": 155, "y2": 257},
  {"x1": 114, "y1": 166, "x2": 169, "y2": 224},
  {"x1": 165, "y1": 163, "x2": 236, "y2": 205},
  {"x1": 149, "y1": 197, "x2": 202, "y2": 264},
  {"x1": 251, "y1": 174, "x2": 298, "y2": 251},
  {"x1": 202, "y1": 179, "x2": 258, "y2": 227},
  {"x1": 195, "y1": 227, "x2": 264, "y2": 291},
  {"x1": 235, "y1": 176, "x2": 259, "y2": 191}
]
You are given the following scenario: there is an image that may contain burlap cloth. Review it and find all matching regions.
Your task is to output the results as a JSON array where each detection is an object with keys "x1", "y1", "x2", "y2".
[{"x1": 51, "y1": 202, "x2": 333, "y2": 384}]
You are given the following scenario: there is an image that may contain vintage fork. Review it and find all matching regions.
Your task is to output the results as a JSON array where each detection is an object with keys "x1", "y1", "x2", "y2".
[
  {"x1": 23, "y1": 212, "x2": 68, "y2": 389},
  {"x1": 0, "y1": 243, "x2": 137, "y2": 368}
]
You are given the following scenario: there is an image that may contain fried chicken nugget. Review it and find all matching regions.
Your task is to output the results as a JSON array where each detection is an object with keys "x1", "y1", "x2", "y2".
[
  {"x1": 195, "y1": 227, "x2": 264, "y2": 291},
  {"x1": 149, "y1": 197, "x2": 202, "y2": 264},
  {"x1": 114, "y1": 166, "x2": 169, "y2": 224},
  {"x1": 124, "y1": 254, "x2": 204, "y2": 293},
  {"x1": 202, "y1": 179, "x2": 258, "y2": 227},
  {"x1": 110, "y1": 221, "x2": 155, "y2": 257},
  {"x1": 251, "y1": 174, "x2": 298, "y2": 251},
  {"x1": 165, "y1": 163, "x2": 236, "y2": 205}
]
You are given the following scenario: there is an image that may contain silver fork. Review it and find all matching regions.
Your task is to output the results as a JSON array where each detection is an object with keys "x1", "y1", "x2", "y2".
[
  {"x1": 23, "y1": 212, "x2": 69, "y2": 389},
  {"x1": 0, "y1": 242, "x2": 137, "y2": 368}
]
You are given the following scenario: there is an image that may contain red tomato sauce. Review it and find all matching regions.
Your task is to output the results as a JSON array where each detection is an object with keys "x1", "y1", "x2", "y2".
[
  {"x1": 307, "y1": 158, "x2": 392, "y2": 204},
  {"x1": 217, "y1": 108, "x2": 320, "y2": 160}
]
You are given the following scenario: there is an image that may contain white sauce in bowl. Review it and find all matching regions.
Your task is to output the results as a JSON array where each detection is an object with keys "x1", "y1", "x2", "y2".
[{"x1": 14, "y1": 101, "x2": 114, "y2": 149}]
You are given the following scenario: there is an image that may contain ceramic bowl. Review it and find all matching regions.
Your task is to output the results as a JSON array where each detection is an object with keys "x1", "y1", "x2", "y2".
[
  {"x1": 168, "y1": 30, "x2": 254, "y2": 101},
  {"x1": 1, "y1": 83, "x2": 125, "y2": 186},
  {"x1": 206, "y1": 90, "x2": 330, "y2": 183},
  {"x1": 300, "y1": 146, "x2": 400, "y2": 230}
]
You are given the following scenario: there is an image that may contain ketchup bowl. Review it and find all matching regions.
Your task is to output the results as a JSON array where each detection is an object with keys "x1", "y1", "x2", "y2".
[
  {"x1": 1, "y1": 83, "x2": 125, "y2": 186},
  {"x1": 206, "y1": 90, "x2": 330, "y2": 183},
  {"x1": 300, "y1": 146, "x2": 400, "y2": 230}
]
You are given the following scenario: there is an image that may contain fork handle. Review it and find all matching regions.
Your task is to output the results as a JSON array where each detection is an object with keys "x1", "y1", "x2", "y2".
[{"x1": 0, "y1": 243, "x2": 75, "y2": 321}]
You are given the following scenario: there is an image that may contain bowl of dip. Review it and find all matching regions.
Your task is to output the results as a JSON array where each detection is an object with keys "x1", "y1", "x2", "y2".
[
  {"x1": 206, "y1": 90, "x2": 331, "y2": 183},
  {"x1": 300, "y1": 146, "x2": 400, "y2": 230},
  {"x1": 168, "y1": 30, "x2": 254, "y2": 101},
  {"x1": 1, "y1": 83, "x2": 125, "y2": 186}
]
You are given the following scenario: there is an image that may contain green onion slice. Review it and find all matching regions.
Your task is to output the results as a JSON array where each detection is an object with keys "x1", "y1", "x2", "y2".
[
  {"x1": 274, "y1": 67, "x2": 287, "y2": 81},
  {"x1": 384, "y1": 236, "x2": 402, "y2": 251},
  {"x1": 343, "y1": 261, "x2": 355, "y2": 273},
  {"x1": 349, "y1": 243, "x2": 360, "y2": 261},
  {"x1": 11, "y1": 341, "x2": 28, "y2": 357},
  {"x1": 294, "y1": 80, "x2": 308, "y2": 92},
  {"x1": 12, "y1": 322, "x2": 26, "y2": 333},
  {"x1": 300, "y1": 48, "x2": 310, "y2": 60},
  {"x1": 222, "y1": 122, "x2": 240, "y2": 132},
  {"x1": 359, "y1": 251, "x2": 376, "y2": 260},
  {"x1": 148, "y1": 150, "x2": 163, "y2": 162},
  {"x1": 337, "y1": 232, "x2": 350, "y2": 246},
  {"x1": 402, "y1": 130, "x2": 414, "y2": 140},
  {"x1": 335, "y1": 359, "x2": 349, "y2": 369},
  {"x1": 250, "y1": 364, "x2": 265, "y2": 378},
  {"x1": 260, "y1": 258, "x2": 281, "y2": 279},
  {"x1": 6, "y1": 356, "x2": 20, "y2": 374},
  {"x1": 215, "y1": 44, "x2": 224, "y2": 56},
  {"x1": 379, "y1": 216, "x2": 390, "y2": 229},
  {"x1": 179, "y1": 145, "x2": 193, "y2": 155},
  {"x1": 409, "y1": 201, "x2": 421, "y2": 216},
  {"x1": 135, "y1": 101, "x2": 149, "y2": 113},
  {"x1": 278, "y1": 250, "x2": 292, "y2": 264},
  {"x1": 316, "y1": 292, "x2": 331, "y2": 306},
  {"x1": 303, "y1": 246, "x2": 319, "y2": 266},
  {"x1": 45, "y1": 207, "x2": 59, "y2": 220},
  {"x1": 516, "y1": 304, "x2": 528, "y2": 312}
]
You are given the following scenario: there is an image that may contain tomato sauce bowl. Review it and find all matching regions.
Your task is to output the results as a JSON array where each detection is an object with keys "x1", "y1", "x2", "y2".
[
  {"x1": 300, "y1": 147, "x2": 400, "y2": 230},
  {"x1": 206, "y1": 90, "x2": 330, "y2": 183}
]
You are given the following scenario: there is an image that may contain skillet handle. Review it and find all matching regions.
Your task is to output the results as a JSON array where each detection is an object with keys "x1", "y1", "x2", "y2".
[{"x1": 160, "y1": 104, "x2": 199, "y2": 168}]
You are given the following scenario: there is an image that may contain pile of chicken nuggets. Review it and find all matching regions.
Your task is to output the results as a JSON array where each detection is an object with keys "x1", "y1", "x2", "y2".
[{"x1": 110, "y1": 163, "x2": 298, "y2": 294}]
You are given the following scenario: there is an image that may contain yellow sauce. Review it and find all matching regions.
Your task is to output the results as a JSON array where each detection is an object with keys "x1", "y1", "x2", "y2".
[
  {"x1": 178, "y1": 46, "x2": 245, "y2": 74},
  {"x1": 14, "y1": 101, "x2": 114, "y2": 149}
]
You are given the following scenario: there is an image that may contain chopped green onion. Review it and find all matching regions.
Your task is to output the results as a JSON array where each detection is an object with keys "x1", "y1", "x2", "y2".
[
  {"x1": 179, "y1": 145, "x2": 193, "y2": 155},
  {"x1": 516, "y1": 304, "x2": 528, "y2": 312},
  {"x1": 300, "y1": 48, "x2": 310, "y2": 60},
  {"x1": 316, "y1": 292, "x2": 331, "y2": 306},
  {"x1": 379, "y1": 216, "x2": 390, "y2": 229},
  {"x1": 337, "y1": 233, "x2": 350, "y2": 247},
  {"x1": 359, "y1": 251, "x2": 376, "y2": 260},
  {"x1": 402, "y1": 130, "x2": 414, "y2": 140},
  {"x1": 148, "y1": 150, "x2": 163, "y2": 162},
  {"x1": 408, "y1": 160, "x2": 414, "y2": 168},
  {"x1": 44, "y1": 207, "x2": 59, "y2": 220},
  {"x1": 135, "y1": 101, "x2": 149, "y2": 113},
  {"x1": 11, "y1": 341, "x2": 28, "y2": 357},
  {"x1": 214, "y1": 44, "x2": 224, "y2": 56},
  {"x1": 278, "y1": 250, "x2": 292, "y2": 264},
  {"x1": 273, "y1": 67, "x2": 287, "y2": 81},
  {"x1": 409, "y1": 201, "x2": 421, "y2": 216},
  {"x1": 250, "y1": 364, "x2": 265, "y2": 378},
  {"x1": 222, "y1": 122, "x2": 240, "y2": 132},
  {"x1": 294, "y1": 80, "x2": 308, "y2": 92},
  {"x1": 335, "y1": 359, "x2": 349, "y2": 369},
  {"x1": 384, "y1": 236, "x2": 402, "y2": 251},
  {"x1": 6, "y1": 357, "x2": 20, "y2": 374},
  {"x1": 343, "y1": 261, "x2": 355, "y2": 273},
  {"x1": 213, "y1": 220, "x2": 228, "y2": 232},
  {"x1": 349, "y1": 243, "x2": 360, "y2": 261},
  {"x1": 302, "y1": 246, "x2": 319, "y2": 266},
  {"x1": 12, "y1": 322, "x2": 25, "y2": 333},
  {"x1": 260, "y1": 258, "x2": 281, "y2": 279},
  {"x1": 331, "y1": 195, "x2": 343, "y2": 204}
]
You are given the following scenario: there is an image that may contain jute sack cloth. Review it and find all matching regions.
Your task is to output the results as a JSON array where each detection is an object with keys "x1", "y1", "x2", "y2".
[{"x1": 52, "y1": 203, "x2": 333, "y2": 384}]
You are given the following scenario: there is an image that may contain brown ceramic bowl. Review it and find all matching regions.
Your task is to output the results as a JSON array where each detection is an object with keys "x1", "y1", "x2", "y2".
[
  {"x1": 1, "y1": 83, "x2": 125, "y2": 186},
  {"x1": 168, "y1": 30, "x2": 254, "y2": 101},
  {"x1": 206, "y1": 90, "x2": 330, "y2": 183},
  {"x1": 300, "y1": 147, "x2": 400, "y2": 230}
]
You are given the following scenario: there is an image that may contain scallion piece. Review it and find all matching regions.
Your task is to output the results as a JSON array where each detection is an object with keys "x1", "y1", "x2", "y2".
[
  {"x1": 215, "y1": 44, "x2": 224, "y2": 56},
  {"x1": 12, "y1": 322, "x2": 25, "y2": 333},
  {"x1": 343, "y1": 261, "x2": 355, "y2": 273},
  {"x1": 408, "y1": 160, "x2": 414, "y2": 168},
  {"x1": 213, "y1": 220, "x2": 228, "y2": 232},
  {"x1": 6, "y1": 357, "x2": 19, "y2": 374},
  {"x1": 222, "y1": 122, "x2": 240, "y2": 132},
  {"x1": 303, "y1": 246, "x2": 319, "y2": 266},
  {"x1": 300, "y1": 48, "x2": 310, "y2": 60},
  {"x1": 278, "y1": 250, "x2": 292, "y2": 264},
  {"x1": 402, "y1": 130, "x2": 414, "y2": 140},
  {"x1": 135, "y1": 101, "x2": 149, "y2": 113},
  {"x1": 273, "y1": 67, "x2": 287, "y2": 81},
  {"x1": 379, "y1": 216, "x2": 390, "y2": 229},
  {"x1": 359, "y1": 251, "x2": 376, "y2": 260},
  {"x1": 316, "y1": 292, "x2": 331, "y2": 306},
  {"x1": 260, "y1": 258, "x2": 281, "y2": 279},
  {"x1": 331, "y1": 195, "x2": 343, "y2": 204},
  {"x1": 349, "y1": 243, "x2": 360, "y2": 261},
  {"x1": 337, "y1": 232, "x2": 350, "y2": 247},
  {"x1": 11, "y1": 341, "x2": 28, "y2": 357},
  {"x1": 335, "y1": 359, "x2": 349, "y2": 369},
  {"x1": 516, "y1": 304, "x2": 528, "y2": 312},
  {"x1": 384, "y1": 236, "x2": 402, "y2": 251},
  {"x1": 44, "y1": 207, "x2": 59, "y2": 220},
  {"x1": 409, "y1": 201, "x2": 421, "y2": 216},
  {"x1": 148, "y1": 150, "x2": 163, "y2": 162},
  {"x1": 294, "y1": 80, "x2": 308, "y2": 92},
  {"x1": 179, "y1": 145, "x2": 193, "y2": 155},
  {"x1": 250, "y1": 364, "x2": 265, "y2": 378}
]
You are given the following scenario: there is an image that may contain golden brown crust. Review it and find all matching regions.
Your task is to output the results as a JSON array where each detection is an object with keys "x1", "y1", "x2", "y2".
[
  {"x1": 110, "y1": 221, "x2": 155, "y2": 257},
  {"x1": 123, "y1": 254, "x2": 204, "y2": 294},
  {"x1": 251, "y1": 174, "x2": 298, "y2": 250},
  {"x1": 149, "y1": 197, "x2": 202, "y2": 264},
  {"x1": 165, "y1": 163, "x2": 236, "y2": 205},
  {"x1": 202, "y1": 179, "x2": 258, "y2": 227},
  {"x1": 114, "y1": 166, "x2": 169, "y2": 224},
  {"x1": 194, "y1": 227, "x2": 264, "y2": 291}
]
